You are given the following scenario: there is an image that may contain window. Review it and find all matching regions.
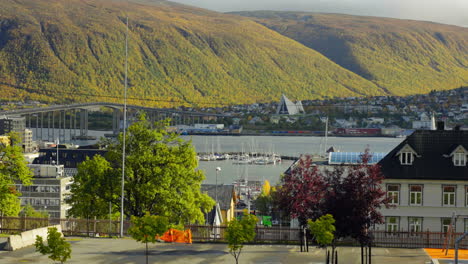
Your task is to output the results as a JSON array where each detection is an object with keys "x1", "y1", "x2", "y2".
[
  {"x1": 465, "y1": 186, "x2": 468, "y2": 207},
  {"x1": 387, "y1": 185, "x2": 400, "y2": 205},
  {"x1": 400, "y1": 152, "x2": 413, "y2": 165},
  {"x1": 465, "y1": 219, "x2": 468, "y2": 232},
  {"x1": 409, "y1": 185, "x2": 423, "y2": 206},
  {"x1": 454, "y1": 153, "x2": 466, "y2": 166},
  {"x1": 386, "y1": 216, "x2": 399, "y2": 232},
  {"x1": 443, "y1": 186, "x2": 456, "y2": 206},
  {"x1": 442, "y1": 218, "x2": 454, "y2": 233},
  {"x1": 409, "y1": 217, "x2": 422, "y2": 232}
]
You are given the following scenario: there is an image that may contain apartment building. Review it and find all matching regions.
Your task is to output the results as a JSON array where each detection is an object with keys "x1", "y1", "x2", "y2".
[
  {"x1": 15, "y1": 164, "x2": 72, "y2": 218},
  {"x1": 377, "y1": 124, "x2": 468, "y2": 232}
]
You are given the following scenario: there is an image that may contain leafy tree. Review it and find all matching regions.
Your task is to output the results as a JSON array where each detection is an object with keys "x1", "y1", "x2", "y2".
[
  {"x1": 254, "y1": 181, "x2": 276, "y2": 216},
  {"x1": 107, "y1": 114, "x2": 214, "y2": 223},
  {"x1": 0, "y1": 132, "x2": 32, "y2": 216},
  {"x1": 69, "y1": 114, "x2": 214, "y2": 225},
  {"x1": 279, "y1": 155, "x2": 326, "y2": 226},
  {"x1": 279, "y1": 150, "x2": 390, "y2": 261},
  {"x1": 322, "y1": 150, "x2": 390, "y2": 245},
  {"x1": 35, "y1": 227, "x2": 72, "y2": 264},
  {"x1": 225, "y1": 212, "x2": 257, "y2": 264},
  {"x1": 21, "y1": 204, "x2": 49, "y2": 218},
  {"x1": 308, "y1": 214, "x2": 335, "y2": 247},
  {"x1": 66, "y1": 155, "x2": 115, "y2": 235},
  {"x1": 128, "y1": 212, "x2": 169, "y2": 264},
  {"x1": 261, "y1": 180, "x2": 271, "y2": 196}
]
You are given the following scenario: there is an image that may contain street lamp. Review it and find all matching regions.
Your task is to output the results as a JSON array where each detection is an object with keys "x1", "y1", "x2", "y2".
[{"x1": 215, "y1": 167, "x2": 221, "y2": 206}]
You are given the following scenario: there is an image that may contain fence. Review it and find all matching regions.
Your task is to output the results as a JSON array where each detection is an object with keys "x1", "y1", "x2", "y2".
[
  {"x1": 371, "y1": 231, "x2": 468, "y2": 249},
  {"x1": 187, "y1": 225, "x2": 301, "y2": 243},
  {"x1": 0, "y1": 216, "x2": 131, "y2": 237},
  {"x1": 2, "y1": 217, "x2": 468, "y2": 249}
]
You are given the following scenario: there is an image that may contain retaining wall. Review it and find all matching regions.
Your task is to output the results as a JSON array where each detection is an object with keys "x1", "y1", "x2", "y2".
[{"x1": 5, "y1": 225, "x2": 62, "y2": 251}]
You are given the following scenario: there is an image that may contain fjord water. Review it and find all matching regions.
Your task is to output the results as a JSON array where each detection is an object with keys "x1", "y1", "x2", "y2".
[
  {"x1": 184, "y1": 135, "x2": 404, "y2": 185},
  {"x1": 35, "y1": 129, "x2": 403, "y2": 185}
]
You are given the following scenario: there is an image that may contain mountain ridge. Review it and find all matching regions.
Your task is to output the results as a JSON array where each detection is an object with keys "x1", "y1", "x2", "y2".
[
  {"x1": 230, "y1": 11, "x2": 468, "y2": 96},
  {"x1": 0, "y1": 1, "x2": 466, "y2": 107}
]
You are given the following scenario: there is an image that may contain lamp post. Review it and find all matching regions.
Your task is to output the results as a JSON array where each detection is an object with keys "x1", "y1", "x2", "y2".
[{"x1": 215, "y1": 167, "x2": 221, "y2": 206}]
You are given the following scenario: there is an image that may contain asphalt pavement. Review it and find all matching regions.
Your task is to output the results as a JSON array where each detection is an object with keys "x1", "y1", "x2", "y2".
[{"x1": 0, "y1": 237, "x2": 433, "y2": 263}]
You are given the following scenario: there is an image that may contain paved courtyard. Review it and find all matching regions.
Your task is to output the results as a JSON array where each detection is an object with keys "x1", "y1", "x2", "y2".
[{"x1": 0, "y1": 237, "x2": 433, "y2": 263}]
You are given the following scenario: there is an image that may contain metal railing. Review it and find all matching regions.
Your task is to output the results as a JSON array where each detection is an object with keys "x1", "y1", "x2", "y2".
[
  {"x1": 0, "y1": 216, "x2": 130, "y2": 237},
  {"x1": 2, "y1": 217, "x2": 468, "y2": 249}
]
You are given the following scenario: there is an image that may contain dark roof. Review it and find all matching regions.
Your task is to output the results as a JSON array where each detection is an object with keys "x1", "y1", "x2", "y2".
[
  {"x1": 201, "y1": 184, "x2": 234, "y2": 210},
  {"x1": 378, "y1": 130, "x2": 468, "y2": 180}
]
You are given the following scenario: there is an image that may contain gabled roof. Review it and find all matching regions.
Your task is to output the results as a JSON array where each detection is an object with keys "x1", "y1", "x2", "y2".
[
  {"x1": 276, "y1": 94, "x2": 304, "y2": 115},
  {"x1": 201, "y1": 184, "x2": 235, "y2": 210},
  {"x1": 396, "y1": 144, "x2": 420, "y2": 157},
  {"x1": 378, "y1": 130, "x2": 468, "y2": 180},
  {"x1": 445, "y1": 145, "x2": 468, "y2": 157}
]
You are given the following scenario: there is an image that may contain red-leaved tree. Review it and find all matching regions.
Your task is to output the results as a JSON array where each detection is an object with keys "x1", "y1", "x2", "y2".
[
  {"x1": 279, "y1": 155, "x2": 326, "y2": 226},
  {"x1": 322, "y1": 149, "x2": 391, "y2": 245},
  {"x1": 280, "y1": 149, "x2": 391, "y2": 245}
]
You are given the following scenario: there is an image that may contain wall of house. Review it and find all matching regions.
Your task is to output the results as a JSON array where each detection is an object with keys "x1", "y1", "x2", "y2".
[{"x1": 377, "y1": 179, "x2": 468, "y2": 232}]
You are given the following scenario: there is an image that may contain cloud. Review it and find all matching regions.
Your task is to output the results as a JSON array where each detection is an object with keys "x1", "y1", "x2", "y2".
[{"x1": 170, "y1": 0, "x2": 468, "y2": 27}]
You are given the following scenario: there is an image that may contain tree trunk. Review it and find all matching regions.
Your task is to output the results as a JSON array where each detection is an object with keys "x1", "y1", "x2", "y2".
[
  {"x1": 361, "y1": 244, "x2": 364, "y2": 264},
  {"x1": 368, "y1": 243, "x2": 371, "y2": 264},
  {"x1": 146, "y1": 241, "x2": 149, "y2": 264}
]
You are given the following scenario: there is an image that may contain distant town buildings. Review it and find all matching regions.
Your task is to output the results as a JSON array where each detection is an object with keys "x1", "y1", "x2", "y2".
[{"x1": 0, "y1": 116, "x2": 34, "y2": 152}]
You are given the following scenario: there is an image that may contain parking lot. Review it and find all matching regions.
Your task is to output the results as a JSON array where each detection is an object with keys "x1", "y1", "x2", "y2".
[{"x1": 0, "y1": 237, "x2": 433, "y2": 263}]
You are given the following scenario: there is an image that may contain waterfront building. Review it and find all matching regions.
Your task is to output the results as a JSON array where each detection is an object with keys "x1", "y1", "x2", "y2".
[
  {"x1": 377, "y1": 124, "x2": 468, "y2": 233},
  {"x1": 276, "y1": 94, "x2": 305, "y2": 115},
  {"x1": 15, "y1": 164, "x2": 72, "y2": 218},
  {"x1": 285, "y1": 124, "x2": 467, "y2": 232}
]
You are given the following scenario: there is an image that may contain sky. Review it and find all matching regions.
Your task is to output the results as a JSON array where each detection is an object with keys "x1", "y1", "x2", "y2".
[{"x1": 170, "y1": 0, "x2": 468, "y2": 27}]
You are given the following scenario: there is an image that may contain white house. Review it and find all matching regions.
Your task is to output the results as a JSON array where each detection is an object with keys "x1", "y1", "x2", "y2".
[{"x1": 377, "y1": 124, "x2": 468, "y2": 233}]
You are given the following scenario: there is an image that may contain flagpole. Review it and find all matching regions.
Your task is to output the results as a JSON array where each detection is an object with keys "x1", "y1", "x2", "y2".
[{"x1": 120, "y1": 16, "x2": 128, "y2": 238}]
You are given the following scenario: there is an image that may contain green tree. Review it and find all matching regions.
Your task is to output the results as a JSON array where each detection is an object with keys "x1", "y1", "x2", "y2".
[
  {"x1": 308, "y1": 214, "x2": 335, "y2": 246},
  {"x1": 128, "y1": 212, "x2": 169, "y2": 264},
  {"x1": 0, "y1": 132, "x2": 32, "y2": 216},
  {"x1": 225, "y1": 212, "x2": 257, "y2": 264},
  {"x1": 66, "y1": 155, "x2": 116, "y2": 235},
  {"x1": 35, "y1": 227, "x2": 72, "y2": 264},
  {"x1": 68, "y1": 114, "x2": 214, "y2": 225},
  {"x1": 21, "y1": 204, "x2": 49, "y2": 218},
  {"x1": 105, "y1": 114, "x2": 214, "y2": 223}
]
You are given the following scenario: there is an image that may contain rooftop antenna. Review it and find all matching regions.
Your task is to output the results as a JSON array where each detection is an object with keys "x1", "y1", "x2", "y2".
[{"x1": 120, "y1": 16, "x2": 129, "y2": 238}]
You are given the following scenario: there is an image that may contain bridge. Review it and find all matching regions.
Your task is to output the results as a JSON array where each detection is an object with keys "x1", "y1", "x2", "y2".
[{"x1": 0, "y1": 102, "x2": 228, "y2": 143}]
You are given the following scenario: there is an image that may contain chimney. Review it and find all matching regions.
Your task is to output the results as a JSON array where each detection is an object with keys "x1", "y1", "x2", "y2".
[{"x1": 436, "y1": 121, "x2": 445, "y2": 131}]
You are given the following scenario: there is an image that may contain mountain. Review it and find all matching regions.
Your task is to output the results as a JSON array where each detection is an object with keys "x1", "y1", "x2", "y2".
[
  {"x1": 0, "y1": 0, "x2": 386, "y2": 107},
  {"x1": 231, "y1": 11, "x2": 468, "y2": 96}
]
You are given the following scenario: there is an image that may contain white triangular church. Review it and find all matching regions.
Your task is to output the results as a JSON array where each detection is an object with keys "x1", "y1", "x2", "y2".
[{"x1": 276, "y1": 94, "x2": 305, "y2": 115}]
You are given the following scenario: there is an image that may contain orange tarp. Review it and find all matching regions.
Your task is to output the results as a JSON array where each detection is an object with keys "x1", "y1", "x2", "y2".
[
  {"x1": 424, "y1": 248, "x2": 468, "y2": 260},
  {"x1": 158, "y1": 228, "x2": 192, "y2": 244}
]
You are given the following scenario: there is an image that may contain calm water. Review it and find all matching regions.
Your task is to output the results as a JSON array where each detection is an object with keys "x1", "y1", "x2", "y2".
[
  {"x1": 184, "y1": 135, "x2": 403, "y2": 185},
  {"x1": 33, "y1": 129, "x2": 403, "y2": 185}
]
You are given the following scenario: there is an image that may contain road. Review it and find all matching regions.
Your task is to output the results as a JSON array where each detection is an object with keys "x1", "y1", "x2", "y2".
[{"x1": 0, "y1": 238, "x2": 432, "y2": 263}]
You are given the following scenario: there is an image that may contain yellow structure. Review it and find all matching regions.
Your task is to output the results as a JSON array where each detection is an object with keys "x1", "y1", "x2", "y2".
[{"x1": 0, "y1": 135, "x2": 10, "y2": 146}]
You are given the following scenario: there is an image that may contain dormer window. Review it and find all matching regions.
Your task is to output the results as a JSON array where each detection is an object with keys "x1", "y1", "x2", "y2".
[
  {"x1": 396, "y1": 144, "x2": 419, "y2": 166},
  {"x1": 400, "y1": 152, "x2": 414, "y2": 165},
  {"x1": 445, "y1": 145, "x2": 467, "y2": 167},
  {"x1": 453, "y1": 153, "x2": 466, "y2": 166}
]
